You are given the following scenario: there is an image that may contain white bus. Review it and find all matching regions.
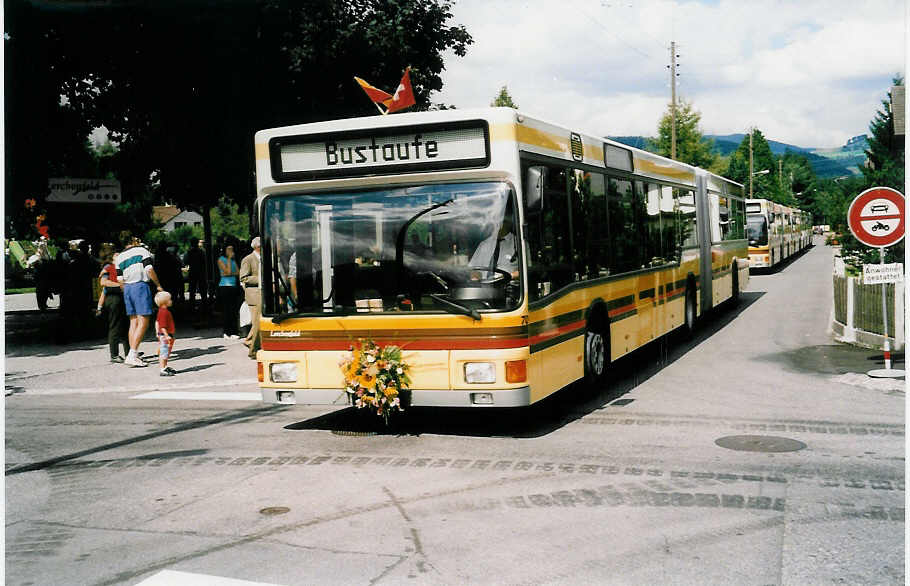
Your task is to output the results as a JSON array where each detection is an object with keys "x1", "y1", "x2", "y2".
[{"x1": 746, "y1": 198, "x2": 812, "y2": 269}]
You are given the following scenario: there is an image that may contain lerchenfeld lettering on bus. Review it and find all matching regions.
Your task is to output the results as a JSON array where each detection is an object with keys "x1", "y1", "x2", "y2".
[{"x1": 325, "y1": 135, "x2": 439, "y2": 166}]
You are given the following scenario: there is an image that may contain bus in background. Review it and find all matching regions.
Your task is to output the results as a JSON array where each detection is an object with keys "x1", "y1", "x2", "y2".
[
  {"x1": 746, "y1": 198, "x2": 811, "y2": 269},
  {"x1": 253, "y1": 108, "x2": 749, "y2": 409}
]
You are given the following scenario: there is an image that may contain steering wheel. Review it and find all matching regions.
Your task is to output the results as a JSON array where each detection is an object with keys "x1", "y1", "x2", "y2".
[{"x1": 467, "y1": 266, "x2": 512, "y2": 286}]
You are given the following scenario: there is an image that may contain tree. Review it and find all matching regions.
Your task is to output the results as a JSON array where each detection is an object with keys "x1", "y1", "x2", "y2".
[
  {"x1": 725, "y1": 129, "x2": 777, "y2": 199},
  {"x1": 491, "y1": 86, "x2": 518, "y2": 108},
  {"x1": 862, "y1": 76, "x2": 904, "y2": 191},
  {"x1": 649, "y1": 100, "x2": 717, "y2": 170},
  {"x1": 839, "y1": 76, "x2": 905, "y2": 267},
  {"x1": 5, "y1": 0, "x2": 473, "y2": 246}
]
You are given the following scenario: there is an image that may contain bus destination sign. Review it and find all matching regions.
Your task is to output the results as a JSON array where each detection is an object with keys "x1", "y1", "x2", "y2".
[{"x1": 270, "y1": 121, "x2": 489, "y2": 182}]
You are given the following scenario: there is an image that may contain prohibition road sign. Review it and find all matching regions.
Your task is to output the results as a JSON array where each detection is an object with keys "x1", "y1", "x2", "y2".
[{"x1": 847, "y1": 186, "x2": 905, "y2": 248}]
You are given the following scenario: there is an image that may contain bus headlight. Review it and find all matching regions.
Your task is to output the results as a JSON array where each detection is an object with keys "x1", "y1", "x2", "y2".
[
  {"x1": 270, "y1": 362, "x2": 298, "y2": 383},
  {"x1": 464, "y1": 362, "x2": 496, "y2": 384}
]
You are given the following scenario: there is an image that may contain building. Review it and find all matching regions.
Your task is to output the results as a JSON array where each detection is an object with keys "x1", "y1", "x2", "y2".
[{"x1": 152, "y1": 205, "x2": 204, "y2": 232}]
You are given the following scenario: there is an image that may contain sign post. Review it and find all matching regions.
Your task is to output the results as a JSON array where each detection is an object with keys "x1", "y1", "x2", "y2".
[{"x1": 846, "y1": 187, "x2": 905, "y2": 378}]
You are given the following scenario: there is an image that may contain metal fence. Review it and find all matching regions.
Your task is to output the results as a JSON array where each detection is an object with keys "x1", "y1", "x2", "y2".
[{"x1": 832, "y1": 275, "x2": 905, "y2": 349}]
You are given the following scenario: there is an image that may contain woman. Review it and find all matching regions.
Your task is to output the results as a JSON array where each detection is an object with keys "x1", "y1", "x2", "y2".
[
  {"x1": 217, "y1": 244, "x2": 241, "y2": 339},
  {"x1": 97, "y1": 243, "x2": 129, "y2": 362}
]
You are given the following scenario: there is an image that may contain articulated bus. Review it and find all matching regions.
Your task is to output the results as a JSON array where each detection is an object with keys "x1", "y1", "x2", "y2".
[
  {"x1": 745, "y1": 198, "x2": 812, "y2": 269},
  {"x1": 253, "y1": 108, "x2": 749, "y2": 408}
]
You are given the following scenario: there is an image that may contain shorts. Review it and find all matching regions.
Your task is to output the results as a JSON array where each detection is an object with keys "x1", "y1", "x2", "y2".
[
  {"x1": 124, "y1": 281, "x2": 156, "y2": 316},
  {"x1": 158, "y1": 335, "x2": 173, "y2": 359}
]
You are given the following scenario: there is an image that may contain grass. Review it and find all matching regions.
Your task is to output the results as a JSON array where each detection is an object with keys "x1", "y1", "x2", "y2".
[{"x1": 5, "y1": 287, "x2": 36, "y2": 295}]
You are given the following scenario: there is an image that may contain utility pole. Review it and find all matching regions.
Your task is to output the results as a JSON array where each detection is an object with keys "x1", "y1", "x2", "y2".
[
  {"x1": 749, "y1": 129, "x2": 754, "y2": 198},
  {"x1": 669, "y1": 41, "x2": 678, "y2": 160}
]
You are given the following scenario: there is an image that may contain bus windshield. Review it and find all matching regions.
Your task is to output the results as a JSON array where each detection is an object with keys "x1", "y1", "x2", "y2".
[
  {"x1": 262, "y1": 182, "x2": 521, "y2": 319},
  {"x1": 746, "y1": 214, "x2": 768, "y2": 246}
]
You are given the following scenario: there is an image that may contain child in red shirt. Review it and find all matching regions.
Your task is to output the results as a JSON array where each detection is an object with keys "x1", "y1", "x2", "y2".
[{"x1": 154, "y1": 291, "x2": 177, "y2": 376}]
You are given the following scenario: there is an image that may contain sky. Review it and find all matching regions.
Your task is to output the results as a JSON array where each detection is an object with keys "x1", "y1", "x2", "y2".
[{"x1": 432, "y1": 0, "x2": 907, "y2": 148}]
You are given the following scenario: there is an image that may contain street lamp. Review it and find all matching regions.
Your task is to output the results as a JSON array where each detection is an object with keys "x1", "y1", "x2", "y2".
[{"x1": 749, "y1": 169, "x2": 769, "y2": 198}]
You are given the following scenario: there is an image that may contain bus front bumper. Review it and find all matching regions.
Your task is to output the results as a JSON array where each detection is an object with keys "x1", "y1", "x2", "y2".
[{"x1": 261, "y1": 386, "x2": 532, "y2": 408}]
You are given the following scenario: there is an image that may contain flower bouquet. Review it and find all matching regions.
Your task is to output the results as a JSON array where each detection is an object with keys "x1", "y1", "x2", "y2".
[{"x1": 340, "y1": 339, "x2": 410, "y2": 424}]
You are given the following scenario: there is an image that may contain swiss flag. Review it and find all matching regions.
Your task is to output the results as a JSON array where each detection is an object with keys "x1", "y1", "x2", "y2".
[
  {"x1": 354, "y1": 76, "x2": 394, "y2": 104},
  {"x1": 383, "y1": 67, "x2": 416, "y2": 113}
]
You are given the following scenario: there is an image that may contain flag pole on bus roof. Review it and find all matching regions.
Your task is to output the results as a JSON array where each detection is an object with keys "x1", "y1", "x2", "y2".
[{"x1": 354, "y1": 67, "x2": 416, "y2": 115}]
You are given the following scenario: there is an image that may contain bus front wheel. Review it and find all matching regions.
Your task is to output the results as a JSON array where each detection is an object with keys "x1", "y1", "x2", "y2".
[{"x1": 584, "y1": 322, "x2": 609, "y2": 386}]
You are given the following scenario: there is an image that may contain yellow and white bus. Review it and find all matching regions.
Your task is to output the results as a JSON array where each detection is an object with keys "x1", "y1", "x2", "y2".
[
  {"x1": 253, "y1": 108, "x2": 749, "y2": 408},
  {"x1": 745, "y1": 198, "x2": 812, "y2": 269}
]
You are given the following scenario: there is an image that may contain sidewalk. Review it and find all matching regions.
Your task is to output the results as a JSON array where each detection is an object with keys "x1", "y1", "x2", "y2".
[{"x1": 5, "y1": 293, "x2": 259, "y2": 397}]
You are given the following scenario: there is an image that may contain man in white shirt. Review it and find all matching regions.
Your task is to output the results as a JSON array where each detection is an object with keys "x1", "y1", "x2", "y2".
[
  {"x1": 115, "y1": 234, "x2": 164, "y2": 367},
  {"x1": 469, "y1": 214, "x2": 519, "y2": 280}
]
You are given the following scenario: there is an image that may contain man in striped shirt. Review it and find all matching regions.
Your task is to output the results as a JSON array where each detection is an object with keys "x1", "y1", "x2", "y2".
[{"x1": 116, "y1": 234, "x2": 164, "y2": 367}]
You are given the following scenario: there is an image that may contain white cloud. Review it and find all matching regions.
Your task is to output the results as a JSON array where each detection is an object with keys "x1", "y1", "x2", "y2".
[{"x1": 435, "y1": 0, "x2": 905, "y2": 146}]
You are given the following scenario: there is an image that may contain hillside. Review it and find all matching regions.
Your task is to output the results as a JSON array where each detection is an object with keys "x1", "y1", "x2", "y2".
[{"x1": 608, "y1": 134, "x2": 866, "y2": 178}]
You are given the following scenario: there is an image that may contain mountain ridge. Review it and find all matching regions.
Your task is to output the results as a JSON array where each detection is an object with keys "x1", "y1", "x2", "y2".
[{"x1": 607, "y1": 134, "x2": 866, "y2": 178}]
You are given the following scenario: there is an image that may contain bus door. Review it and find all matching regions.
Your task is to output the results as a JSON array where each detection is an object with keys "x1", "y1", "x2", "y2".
[{"x1": 694, "y1": 173, "x2": 713, "y2": 314}]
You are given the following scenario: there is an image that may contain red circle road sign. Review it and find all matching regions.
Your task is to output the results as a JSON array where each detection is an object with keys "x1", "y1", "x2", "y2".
[{"x1": 847, "y1": 186, "x2": 905, "y2": 247}]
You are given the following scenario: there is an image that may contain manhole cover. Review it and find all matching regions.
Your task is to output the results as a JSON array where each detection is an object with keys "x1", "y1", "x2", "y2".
[
  {"x1": 259, "y1": 506, "x2": 290, "y2": 516},
  {"x1": 715, "y1": 435, "x2": 806, "y2": 453}
]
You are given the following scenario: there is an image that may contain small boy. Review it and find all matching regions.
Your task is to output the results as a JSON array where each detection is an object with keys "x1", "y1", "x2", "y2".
[{"x1": 154, "y1": 291, "x2": 177, "y2": 377}]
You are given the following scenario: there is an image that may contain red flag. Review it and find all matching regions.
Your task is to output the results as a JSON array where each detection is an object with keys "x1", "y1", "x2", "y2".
[
  {"x1": 384, "y1": 67, "x2": 416, "y2": 113},
  {"x1": 354, "y1": 76, "x2": 394, "y2": 104}
]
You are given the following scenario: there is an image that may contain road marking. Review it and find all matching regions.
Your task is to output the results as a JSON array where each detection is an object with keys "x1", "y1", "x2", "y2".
[
  {"x1": 19, "y1": 379, "x2": 256, "y2": 396},
  {"x1": 135, "y1": 569, "x2": 282, "y2": 585},
  {"x1": 131, "y1": 391, "x2": 262, "y2": 401}
]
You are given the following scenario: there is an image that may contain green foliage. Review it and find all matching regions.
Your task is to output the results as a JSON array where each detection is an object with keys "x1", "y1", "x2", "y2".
[
  {"x1": 725, "y1": 129, "x2": 777, "y2": 198},
  {"x1": 211, "y1": 196, "x2": 250, "y2": 247},
  {"x1": 6, "y1": 0, "x2": 473, "y2": 237},
  {"x1": 491, "y1": 86, "x2": 518, "y2": 108},
  {"x1": 650, "y1": 100, "x2": 718, "y2": 169},
  {"x1": 861, "y1": 76, "x2": 904, "y2": 191}
]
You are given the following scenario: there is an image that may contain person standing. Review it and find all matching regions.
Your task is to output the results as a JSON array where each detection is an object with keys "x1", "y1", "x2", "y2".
[
  {"x1": 184, "y1": 239, "x2": 207, "y2": 309},
  {"x1": 239, "y1": 237, "x2": 261, "y2": 359},
  {"x1": 217, "y1": 244, "x2": 241, "y2": 339},
  {"x1": 116, "y1": 234, "x2": 164, "y2": 367},
  {"x1": 96, "y1": 244, "x2": 128, "y2": 362},
  {"x1": 154, "y1": 291, "x2": 177, "y2": 377}
]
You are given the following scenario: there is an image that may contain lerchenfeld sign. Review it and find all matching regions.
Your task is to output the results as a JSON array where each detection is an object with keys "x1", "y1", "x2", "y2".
[
  {"x1": 269, "y1": 120, "x2": 490, "y2": 182},
  {"x1": 47, "y1": 178, "x2": 121, "y2": 203}
]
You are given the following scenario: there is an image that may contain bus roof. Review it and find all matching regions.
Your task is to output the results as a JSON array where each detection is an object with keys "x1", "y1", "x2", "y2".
[{"x1": 255, "y1": 107, "x2": 740, "y2": 189}]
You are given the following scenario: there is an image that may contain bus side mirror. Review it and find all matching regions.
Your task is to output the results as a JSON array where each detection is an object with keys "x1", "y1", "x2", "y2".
[{"x1": 525, "y1": 166, "x2": 546, "y2": 211}]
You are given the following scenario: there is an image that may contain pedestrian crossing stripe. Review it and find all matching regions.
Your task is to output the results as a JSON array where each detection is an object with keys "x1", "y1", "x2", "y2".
[
  {"x1": 131, "y1": 391, "x2": 262, "y2": 401},
  {"x1": 135, "y1": 569, "x2": 282, "y2": 585}
]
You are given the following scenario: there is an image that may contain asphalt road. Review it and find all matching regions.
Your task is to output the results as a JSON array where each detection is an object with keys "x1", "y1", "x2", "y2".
[{"x1": 5, "y1": 239, "x2": 905, "y2": 585}]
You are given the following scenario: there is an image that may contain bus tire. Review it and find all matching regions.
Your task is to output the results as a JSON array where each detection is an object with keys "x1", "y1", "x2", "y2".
[{"x1": 584, "y1": 312, "x2": 609, "y2": 387}]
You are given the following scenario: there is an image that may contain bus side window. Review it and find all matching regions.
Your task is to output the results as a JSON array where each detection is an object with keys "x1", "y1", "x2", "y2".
[
  {"x1": 607, "y1": 176, "x2": 642, "y2": 273},
  {"x1": 676, "y1": 188, "x2": 697, "y2": 249},
  {"x1": 524, "y1": 162, "x2": 572, "y2": 300},
  {"x1": 643, "y1": 183, "x2": 663, "y2": 266},
  {"x1": 659, "y1": 184, "x2": 680, "y2": 263},
  {"x1": 570, "y1": 169, "x2": 607, "y2": 279},
  {"x1": 725, "y1": 198, "x2": 745, "y2": 240}
]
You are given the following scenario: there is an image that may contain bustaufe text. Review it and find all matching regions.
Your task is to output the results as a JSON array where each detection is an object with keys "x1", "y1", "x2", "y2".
[{"x1": 325, "y1": 135, "x2": 439, "y2": 166}]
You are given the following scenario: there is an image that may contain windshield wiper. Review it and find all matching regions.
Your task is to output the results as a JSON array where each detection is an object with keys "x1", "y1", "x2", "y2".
[
  {"x1": 271, "y1": 311, "x2": 309, "y2": 324},
  {"x1": 429, "y1": 293, "x2": 481, "y2": 321}
]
